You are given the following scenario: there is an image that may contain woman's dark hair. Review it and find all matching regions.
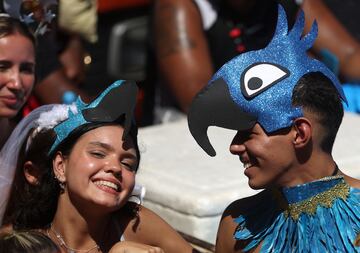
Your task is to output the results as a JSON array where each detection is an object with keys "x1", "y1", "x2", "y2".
[
  {"x1": 3, "y1": 129, "x2": 59, "y2": 229},
  {"x1": 3, "y1": 121, "x2": 140, "y2": 230},
  {"x1": 0, "y1": 230, "x2": 59, "y2": 253},
  {"x1": 0, "y1": 15, "x2": 36, "y2": 46}
]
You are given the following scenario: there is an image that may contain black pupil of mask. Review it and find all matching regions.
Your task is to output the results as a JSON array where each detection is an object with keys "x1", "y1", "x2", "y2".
[{"x1": 248, "y1": 77, "x2": 263, "y2": 90}]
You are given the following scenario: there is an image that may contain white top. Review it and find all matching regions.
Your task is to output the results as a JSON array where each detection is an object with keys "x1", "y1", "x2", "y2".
[{"x1": 193, "y1": 0, "x2": 217, "y2": 30}]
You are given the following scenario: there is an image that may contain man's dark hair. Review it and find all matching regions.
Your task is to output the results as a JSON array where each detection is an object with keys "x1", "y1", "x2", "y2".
[{"x1": 292, "y1": 72, "x2": 344, "y2": 153}]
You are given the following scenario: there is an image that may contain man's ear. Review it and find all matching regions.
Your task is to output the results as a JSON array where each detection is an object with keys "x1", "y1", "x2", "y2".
[
  {"x1": 292, "y1": 117, "x2": 312, "y2": 148},
  {"x1": 53, "y1": 152, "x2": 67, "y2": 183},
  {"x1": 24, "y1": 161, "x2": 41, "y2": 185}
]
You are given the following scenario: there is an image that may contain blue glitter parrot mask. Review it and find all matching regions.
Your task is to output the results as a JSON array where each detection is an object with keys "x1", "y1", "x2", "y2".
[
  {"x1": 188, "y1": 5, "x2": 347, "y2": 157},
  {"x1": 48, "y1": 80, "x2": 138, "y2": 155}
]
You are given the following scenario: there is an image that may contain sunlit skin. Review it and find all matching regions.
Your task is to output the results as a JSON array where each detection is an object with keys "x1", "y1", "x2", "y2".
[
  {"x1": 218, "y1": 119, "x2": 353, "y2": 253},
  {"x1": 47, "y1": 125, "x2": 195, "y2": 252},
  {"x1": 229, "y1": 123, "x2": 296, "y2": 189},
  {"x1": 0, "y1": 33, "x2": 35, "y2": 118},
  {"x1": 54, "y1": 125, "x2": 138, "y2": 214}
]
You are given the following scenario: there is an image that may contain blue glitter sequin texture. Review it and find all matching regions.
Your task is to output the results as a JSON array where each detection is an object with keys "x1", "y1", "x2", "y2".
[
  {"x1": 49, "y1": 80, "x2": 126, "y2": 154},
  {"x1": 210, "y1": 5, "x2": 346, "y2": 133}
]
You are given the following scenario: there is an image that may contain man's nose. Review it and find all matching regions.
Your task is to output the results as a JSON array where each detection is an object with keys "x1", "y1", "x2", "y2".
[{"x1": 229, "y1": 132, "x2": 246, "y2": 155}]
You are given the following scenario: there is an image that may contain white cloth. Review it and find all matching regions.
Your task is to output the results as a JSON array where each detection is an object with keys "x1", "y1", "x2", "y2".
[
  {"x1": 0, "y1": 104, "x2": 58, "y2": 224},
  {"x1": 193, "y1": 0, "x2": 217, "y2": 30}
]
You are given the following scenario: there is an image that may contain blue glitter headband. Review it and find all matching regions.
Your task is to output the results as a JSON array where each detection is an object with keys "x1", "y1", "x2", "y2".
[
  {"x1": 48, "y1": 80, "x2": 138, "y2": 155},
  {"x1": 188, "y1": 5, "x2": 347, "y2": 156}
]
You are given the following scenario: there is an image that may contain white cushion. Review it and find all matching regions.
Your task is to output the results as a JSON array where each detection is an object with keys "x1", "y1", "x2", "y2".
[{"x1": 137, "y1": 113, "x2": 360, "y2": 244}]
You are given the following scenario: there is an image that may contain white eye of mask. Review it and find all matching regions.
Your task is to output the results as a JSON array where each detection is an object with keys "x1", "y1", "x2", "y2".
[{"x1": 241, "y1": 62, "x2": 289, "y2": 98}]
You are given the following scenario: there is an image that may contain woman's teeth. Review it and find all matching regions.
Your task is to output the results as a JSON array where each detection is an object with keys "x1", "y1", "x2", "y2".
[{"x1": 94, "y1": 180, "x2": 119, "y2": 191}]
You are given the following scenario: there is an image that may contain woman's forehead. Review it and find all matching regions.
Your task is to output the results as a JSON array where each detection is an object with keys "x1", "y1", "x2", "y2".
[
  {"x1": 80, "y1": 125, "x2": 124, "y2": 141},
  {"x1": 77, "y1": 125, "x2": 136, "y2": 151}
]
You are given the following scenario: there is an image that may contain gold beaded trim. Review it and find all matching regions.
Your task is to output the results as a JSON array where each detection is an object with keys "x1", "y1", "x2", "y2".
[
  {"x1": 354, "y1": 233, "x2": 360, "y2": 247},
  {"x1": 283, "y1": 180, "x2": 350, "y2": 220}
]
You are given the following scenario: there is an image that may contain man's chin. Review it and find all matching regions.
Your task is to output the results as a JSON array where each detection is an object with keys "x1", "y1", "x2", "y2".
[{"x1": 248, "y1": 180, "x2": 266, "y2": 190}]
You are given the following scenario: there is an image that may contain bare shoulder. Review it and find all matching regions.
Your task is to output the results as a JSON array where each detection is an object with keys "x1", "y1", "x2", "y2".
[
  {"x1": 122, "y1": 205, "x2": 194, "y2": 253},
  {"x1": 343, "y1": 173, "x2": 360, "y2": 188},
  {"x1": 215, "y1": 190, "x2": 271, "y2": 253}
]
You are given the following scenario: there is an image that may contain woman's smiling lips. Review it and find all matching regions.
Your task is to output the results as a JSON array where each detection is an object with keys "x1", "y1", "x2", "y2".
[
  {"x1": 93, "y1": 179, "x2": 121, "y2": 195},
  {"x1": 0, "y1": 95, "x2": 20, "y2": 107}
]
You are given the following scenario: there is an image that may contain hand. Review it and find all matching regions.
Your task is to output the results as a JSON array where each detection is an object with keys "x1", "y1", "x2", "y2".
[{"x1": 109, "y1": 241, "x2": 165, "y2": 253}]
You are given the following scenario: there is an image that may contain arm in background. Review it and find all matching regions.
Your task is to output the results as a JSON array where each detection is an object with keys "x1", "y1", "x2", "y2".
[
  {"x1": 153, "y1": 0, "x2": 214, "y2": 112},
  {"x1": 302, "y1": 0, "x2": 360, "y2": 82}
]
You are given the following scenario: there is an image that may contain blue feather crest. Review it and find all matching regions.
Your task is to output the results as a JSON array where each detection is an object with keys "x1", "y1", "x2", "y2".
[
  {"x1": 48, "y1": 80, "x2": 136, "y2": 154},
  {"x1": 210, "y1": 4, "x2": 346, "y2": 133},
  {"x1": 269, "y1": 6, "x2": 318, "y2": 54}
]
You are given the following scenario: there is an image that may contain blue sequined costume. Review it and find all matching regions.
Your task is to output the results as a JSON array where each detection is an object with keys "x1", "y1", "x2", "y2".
[
  {"x1": 186, "y1": 3, "x2": 360, "y2": 252},
  {"x1": 234, "y1": 176, "x2": 360, "y2": 252}
]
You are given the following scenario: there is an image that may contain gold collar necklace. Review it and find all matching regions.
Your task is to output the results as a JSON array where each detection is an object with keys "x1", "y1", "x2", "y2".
[{"x1": 47, "y1": 223, "x2": 100, "y2": 253}]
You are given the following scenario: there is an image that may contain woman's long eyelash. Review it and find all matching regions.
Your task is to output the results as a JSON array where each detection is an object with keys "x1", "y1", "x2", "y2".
[
  {"x1": 0, "y1": 64, "x2": 10, "y2": 71},
  {"x1": 121, "y1": 162, "x2": 136, "y2": 171},
  {"x1": 90, "y1": 151, "x2": 106, "y2": 157},
  {"x1": 21, "y1": 63, "x2": 35, "y2": 73},
  {"x1": 21, "y1": 67, "x2": 34, "y2": 74}
]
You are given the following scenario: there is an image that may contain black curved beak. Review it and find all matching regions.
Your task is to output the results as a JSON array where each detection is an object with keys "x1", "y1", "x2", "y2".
[
  {"x1": 82, "y1": 80, "x2": 138, "y2": 140},
  {"x1": 188, "y1": 78, "x2": 256, "y2": 156}
]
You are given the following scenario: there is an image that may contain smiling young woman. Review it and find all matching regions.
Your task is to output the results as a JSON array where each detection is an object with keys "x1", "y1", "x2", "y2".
[
  {"x1": 0, "y1": 81, "x2": 197, "y2": 253},
  {"x1": 0, "y1": 15, "x2": 35, "y2": 148}
]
